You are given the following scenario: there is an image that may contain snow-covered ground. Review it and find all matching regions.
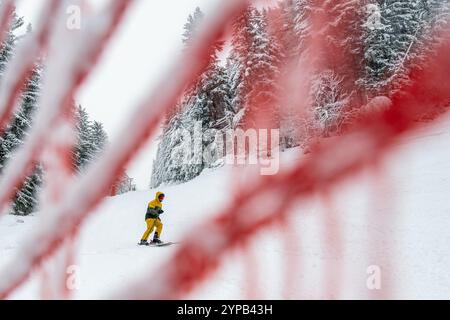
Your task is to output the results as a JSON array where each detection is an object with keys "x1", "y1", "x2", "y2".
[{"x1": 2, "y1": 117, "x2": 450, "y2": 299}]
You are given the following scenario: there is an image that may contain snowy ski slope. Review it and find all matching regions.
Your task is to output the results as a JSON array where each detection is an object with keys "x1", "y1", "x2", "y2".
[{"x1": 2, "y1": 117, "x2": 450, "y2": 299}]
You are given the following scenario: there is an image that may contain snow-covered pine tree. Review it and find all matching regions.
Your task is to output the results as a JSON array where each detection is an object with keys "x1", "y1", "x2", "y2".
[
  {"x1": 226, "y1": 8, "x2": 252, "y2": 122},
  {"x1": 150, "y1": 113, "x2": 186, "y2": 188},
  {"x1": 362, "y1": 0, "x2": 450, "y2": 97},
  {"x1": 11, "y1": 65, "x2": 44, "y2": 216},
  {"x1": 0, "y1": 10, "x2": 23, "y2": 77},
  {"x1": 151, "y1": 53, "x2": 234, "y2": 187},
  {"x1": 0, "y1": 11, "x2": 44, "y2": 216},
  {"x1": 11, "y1": 165, "x2": 43, "y2": 215},
  {"x1": 270, "y1": 0, "x2": 311, "y2": 62},
  {"x1": 71, "y1": 105, "x2": 134, "y2": 195},
  {"x1": 179, "y1": 58, "x2": 234, "y2": 159},
  {"x1": 151, "y1": 8, "x2": 208, "y2": 188},
  {"x1": 292, "y1": 0, "x2": 313, "y2": 55},
  {"x1": 72, "y1": 106, "x2": 116, "y2": 169},
  {"x1": 227, "y1": 7, "x2": 283, "y2": 131},
  {"x1": 280, "y1": 0, "x2": 367, "y2": 138},
  {"x1": 243, "y1": 8, "x2": 283, "y2": 133},
  {"x1": 182, "y1": 6, "x2": 204, "y2": 46},
  {"x1": 150, "y1": 8, "x2": 234, "y2": 188},
  {"x1": 73, "y1": 105, "x2": 95, "y2": 171},
  {"x1": 0, "y1": 9, "x2": 24, "y2": 145},
  {"x1": 385, "y1": 0, "x2": 435, "y2": 92},
  {"x1": 409, "y1": 0, "x2": 450, "y2": 72},
  {"x1": 90, "y1": 120, "x2": 108, "y2": 158},
  {"x1": 360, "y1": 1, "x2": 391, "y2": 96},
  {"x1": 1, "y1": 66, "x2": 44, "y2": 215},
  {"x1": 314, "y1": 0, "x2": 368, "y2": 106},
  {"x1": 265, "y1": 1, "x2": 313, "y2": 149}
]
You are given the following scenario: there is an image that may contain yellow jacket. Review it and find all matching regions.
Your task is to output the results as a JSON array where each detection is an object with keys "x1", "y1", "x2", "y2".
[{"x1": 145, "y1": 191, "x2": 164, "y2": 219}]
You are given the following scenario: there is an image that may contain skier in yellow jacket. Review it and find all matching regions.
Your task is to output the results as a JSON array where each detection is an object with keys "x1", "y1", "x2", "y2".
[{"x1": 139, "y1": 191, "x2": 165, "y2": 245}]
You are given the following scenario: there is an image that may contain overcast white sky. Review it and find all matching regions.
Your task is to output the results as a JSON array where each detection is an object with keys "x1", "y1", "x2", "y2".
[{"x1": 16, "y1": 0, "x2": 220, "y2": 189}]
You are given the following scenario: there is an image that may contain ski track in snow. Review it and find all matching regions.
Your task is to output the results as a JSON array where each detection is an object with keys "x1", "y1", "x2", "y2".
[{"x1": 2, "y1": 118, "x2": 450, "y2": 299}]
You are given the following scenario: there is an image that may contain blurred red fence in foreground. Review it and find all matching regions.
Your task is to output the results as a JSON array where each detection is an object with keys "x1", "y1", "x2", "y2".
[{"x1": 0, "y1": 0, "x2": 449, "y2": 299}]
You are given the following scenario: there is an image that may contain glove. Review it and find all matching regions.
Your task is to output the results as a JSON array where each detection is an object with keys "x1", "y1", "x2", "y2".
[{"x1": 158, "y1": 209, "x2": 164, "y2": 214}]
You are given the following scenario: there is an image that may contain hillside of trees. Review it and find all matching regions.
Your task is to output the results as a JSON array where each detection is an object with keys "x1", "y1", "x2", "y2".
[
  {"x1": 0, "y1": 8, "x2": 135, "y2": 215},
  {"x1": 150, "y1": 0, "x2": 450, "y2": 188}
]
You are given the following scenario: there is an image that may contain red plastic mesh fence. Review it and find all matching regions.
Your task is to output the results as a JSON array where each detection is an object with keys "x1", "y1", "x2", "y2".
[{"x1": 0, "y1": 0, "x2": 449, "y2": 299}]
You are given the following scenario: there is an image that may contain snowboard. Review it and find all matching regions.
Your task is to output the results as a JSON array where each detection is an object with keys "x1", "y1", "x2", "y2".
[
  {"x1": 149, "y1": 241, "x2": 176, "y2": 247},
  {"x1": 138, "y1": 241, "x2": 177, "y2": 247}
]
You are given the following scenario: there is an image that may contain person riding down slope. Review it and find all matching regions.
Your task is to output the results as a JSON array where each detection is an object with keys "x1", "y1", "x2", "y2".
[{"x1": 139, "y1": 191, "x2": 165, "y2": 245}]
